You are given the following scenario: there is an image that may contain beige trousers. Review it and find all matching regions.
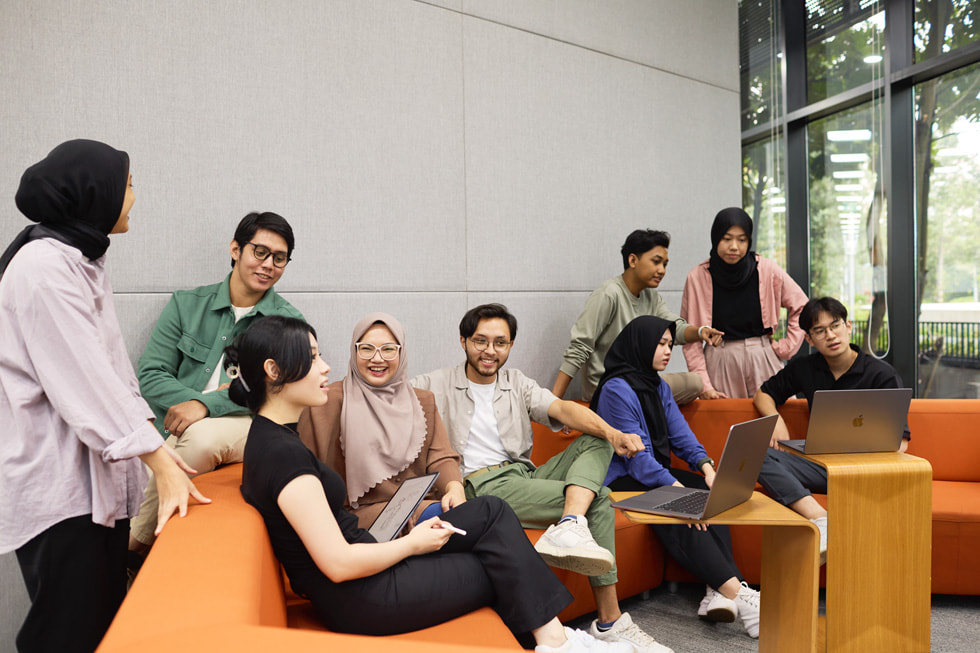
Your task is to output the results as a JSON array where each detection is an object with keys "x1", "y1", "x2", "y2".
[
  {"x1": 130, "y1": 415, "x2": 252, "y2": 545},
  {"x1": 662, "y1": 371, "x2": 704, "y2": 406}
]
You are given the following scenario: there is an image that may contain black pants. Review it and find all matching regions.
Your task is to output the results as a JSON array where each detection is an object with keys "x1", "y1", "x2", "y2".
[
  {"x1": 15, "y1": 515, "x2": 129, "y2": 653},
  {"x1": 611, "y1": 469, "x2": 743, "y2": 590},
  {"x1": 305, "y1": 495, "x2": 572, "y2": 636},
  {"x1": 757, "y1": 448, "x2": 827, "y2": 506}
]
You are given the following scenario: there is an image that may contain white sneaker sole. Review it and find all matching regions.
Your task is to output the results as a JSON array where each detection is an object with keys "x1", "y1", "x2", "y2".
[{"x1": 533, "y1": 541, "x2": 615, "y2": 576}]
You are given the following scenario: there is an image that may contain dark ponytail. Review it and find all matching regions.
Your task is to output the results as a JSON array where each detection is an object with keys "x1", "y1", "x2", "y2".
[{"x1": 223, "y1": 316, "x2": 318, "y2": 413}]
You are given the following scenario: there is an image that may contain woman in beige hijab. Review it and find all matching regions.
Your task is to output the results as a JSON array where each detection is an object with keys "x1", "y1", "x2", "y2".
[{"x1": 298, "y1": 313, "x2": 464, "y2": 529}]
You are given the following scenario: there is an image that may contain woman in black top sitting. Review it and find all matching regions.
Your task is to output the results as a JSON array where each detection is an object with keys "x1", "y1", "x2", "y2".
[{"x1": 227, "y1": 316, "x2": 632, "y2": 653}]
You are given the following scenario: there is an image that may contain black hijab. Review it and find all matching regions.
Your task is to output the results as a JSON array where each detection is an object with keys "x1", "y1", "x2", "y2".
[
  {"x1": 591, "y1": 315, "x2": 676, "y2": 467},
  {"x1": 0, "y1": 139, "x2": 130, "y2": 279},
  {"x1": 708, "y1": 207, "x2": 758, "y2": 290}
]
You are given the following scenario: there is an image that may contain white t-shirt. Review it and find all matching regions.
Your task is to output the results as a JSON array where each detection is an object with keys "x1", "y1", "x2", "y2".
[
  {"x1": 462, "y1": 381, "x2": 511, "y2": 476},
  {"x1": 202, "y1": 305, "x2": 254, "y2": 392}
]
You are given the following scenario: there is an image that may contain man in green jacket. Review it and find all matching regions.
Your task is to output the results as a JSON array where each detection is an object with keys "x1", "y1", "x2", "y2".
[{"x1": 128, "y1": 212, "x2": 304, "y2": 557}]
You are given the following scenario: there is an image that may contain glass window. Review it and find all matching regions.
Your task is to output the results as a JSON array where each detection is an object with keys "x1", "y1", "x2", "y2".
[
  {"x1": 739, "y1": 0, "x2": 783, "y2": 131},
  {"x1": 806, "y1": 0, "x2": 886, "y2": 103},
  {"x1": 808, "y1": 101, "x2": 889, "y2": 357},
  {"x1": 914, "y1": 61, "x2": 980, "y2": 398},
  {"x1": 742, "y1": 136, "x2": 787, "y2": 269},
  {"x1": 915, "y1": 0, "x2": 980, "y2": 63}
]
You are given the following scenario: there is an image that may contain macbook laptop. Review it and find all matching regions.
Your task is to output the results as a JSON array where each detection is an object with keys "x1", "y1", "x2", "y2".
[
  {"x1": 781, "y1": 388, "x2": 912, "y2": 455},
  {"x1": 611, "y1": 414, "x2": 777, "y2": 520},
  {"x1": 367, "y1": 472, "x2": 439, "y2": 542}
]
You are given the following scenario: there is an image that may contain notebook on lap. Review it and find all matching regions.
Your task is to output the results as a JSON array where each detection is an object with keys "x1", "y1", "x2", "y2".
[
  {"x1": 611, "y1": 414, "x2": 777, "y2": 520},
  {"x1": 367, "y1": 472, "x2": 439, "y2": 542},
  {"x1": 780, "y1": 388, "x2": 912, "y2": 455}
]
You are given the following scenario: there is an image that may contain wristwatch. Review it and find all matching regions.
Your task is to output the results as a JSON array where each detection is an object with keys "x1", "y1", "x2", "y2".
[{"x1": 696, "y1": 456, "x2": 715, "y2": 471}]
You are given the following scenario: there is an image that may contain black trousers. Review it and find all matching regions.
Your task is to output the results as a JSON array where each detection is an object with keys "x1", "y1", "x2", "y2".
[
  {"x1": 305, "y1": 495, "x2": 572, "y2": 636},
  {"x1": 15, "y1": 515, "x2": 129, "y2": 653},
  {"x1": 757, "y1": 448, "x2": 828, "y2": 506},
  {"x1": 611, "y1": 469, "x2": 743, "y2": 590}
]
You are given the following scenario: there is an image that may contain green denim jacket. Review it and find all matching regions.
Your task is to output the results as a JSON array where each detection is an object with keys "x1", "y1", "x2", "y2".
[{"x1": 137, "y1": 274, "x2": 304, "y2": 437}]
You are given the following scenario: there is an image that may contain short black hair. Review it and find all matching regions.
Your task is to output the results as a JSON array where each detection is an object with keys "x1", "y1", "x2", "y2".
[
  {"x1": 621, "y1": 229, "x2": 671, "y2": 269},
  {"x1": 800, "y1": 297, "x2": 848, "y2": 333},
  {"x1": 224, "y1": 316, "x2": 317, "y2": 412},
  {"x1": 230, "y1": 212, "x2": 295, "y2": 268},
  {"x1": 459, "y1": 303, "x2": 518, "y2": 341}
]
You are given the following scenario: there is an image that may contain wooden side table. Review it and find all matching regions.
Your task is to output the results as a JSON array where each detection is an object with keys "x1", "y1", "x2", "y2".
[
  {"x1": 800, "y1": 451, "x2": 932, "y2": 652},
  {"x1": 613, "y1": 491, "x2": 820, "y2": 653}
]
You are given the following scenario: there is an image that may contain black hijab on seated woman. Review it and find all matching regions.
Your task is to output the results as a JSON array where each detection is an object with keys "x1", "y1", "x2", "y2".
[{"x1": 590, "y1": 315, "x2": 676, "y2": 475}]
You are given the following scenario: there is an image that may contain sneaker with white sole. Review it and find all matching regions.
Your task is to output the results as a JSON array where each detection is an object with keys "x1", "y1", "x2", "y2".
[
  {"x1": 534, "y1": 626, "x2": 633, "y2": 652},
  {"x1": 589, "y1": 612, "x2": 674, "y2": 653},
  {"x1": 734, "y1": 581, "x2": 761, "y2": 638},
  {"x1": 811, "y1": 516, "x2": 828, "y2": 566},
  {"x1": 697, "y1": 584, "x2": 737, "y2": 623},
  {"x1": 533, "y1": 516, "x2": 615, "y2": 576}
]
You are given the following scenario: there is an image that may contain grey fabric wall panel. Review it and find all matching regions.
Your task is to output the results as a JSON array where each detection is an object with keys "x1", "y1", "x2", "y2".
[
  {"x1": 461, "y1": 0, "x2": 739, "y2": 92},
  {"x1": 0, "y1": 553, "x2": 29, "y2": 651},
  {"x1": 462, "y1": 14, "x2": 740, "y2": 293}
]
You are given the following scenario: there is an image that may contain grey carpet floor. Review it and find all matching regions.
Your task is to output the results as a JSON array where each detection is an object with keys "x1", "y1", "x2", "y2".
[{"x1": 565, "y1": 582, "x2": 980, "y2": 652}]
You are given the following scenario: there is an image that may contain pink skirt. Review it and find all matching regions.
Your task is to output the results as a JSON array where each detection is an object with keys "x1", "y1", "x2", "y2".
[{"x1": 704, "y1": 336, "x2": 784, "y2": 399}]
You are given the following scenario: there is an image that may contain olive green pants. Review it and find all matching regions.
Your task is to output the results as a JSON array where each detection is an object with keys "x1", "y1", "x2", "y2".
[{"x1": 464, "y1": 434, "x2": 617, "y2": 587}]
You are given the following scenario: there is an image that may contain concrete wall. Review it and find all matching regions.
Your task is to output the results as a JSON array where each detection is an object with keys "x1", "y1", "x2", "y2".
[{"x1": 0, "y1": 1, "x2": 740, "y2": 647}]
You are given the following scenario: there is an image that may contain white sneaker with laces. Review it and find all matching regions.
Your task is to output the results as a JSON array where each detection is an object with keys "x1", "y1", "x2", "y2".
[
  {"x1": 533, "y1": 516, "x2": 615, "y2": 576},
  {"x1": 534, "y1": 626, "x2": 633, "y2": 652},
  {"x1": 811, "y1": 516, "x2": 828, "y2": 566},
  {"x1": 697, "y1": 584, "x2": 737, "y2": 622},
  {"x1": 734, "y1": 581, "x2": 761, "y2": 638},
  {"x1": 589, "y1": 612, "x2": 674, "y2": 653}
]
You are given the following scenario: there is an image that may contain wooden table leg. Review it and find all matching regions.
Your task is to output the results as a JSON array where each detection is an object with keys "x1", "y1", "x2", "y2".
[
  {"x1": 759, "y1": 522, "x2": 819, "y2": 653},
  {"x1": 820, "y1": 455, "x2": 933, "y2": 652}
]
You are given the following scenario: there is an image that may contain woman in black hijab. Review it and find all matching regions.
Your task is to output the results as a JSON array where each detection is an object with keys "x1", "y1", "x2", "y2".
[
  {"x1": 680, "y1": 207, "x2": 808, "y2": 399},
  {"x1": 0, "y1": 140, "x2": 206, "y2": 653},
  {"x1": 591, "y1": 316, "x2": 761, "y2": 638}
]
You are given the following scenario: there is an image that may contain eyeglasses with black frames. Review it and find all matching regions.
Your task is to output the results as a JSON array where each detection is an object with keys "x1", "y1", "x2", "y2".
[{"x1": 246, "y1": 242, "x2": 290, "y2": 268}]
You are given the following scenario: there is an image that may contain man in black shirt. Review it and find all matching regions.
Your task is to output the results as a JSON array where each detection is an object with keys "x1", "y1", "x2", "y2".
[{"x1": 752, "y1": 297, "x2": 910, "y2": 563}]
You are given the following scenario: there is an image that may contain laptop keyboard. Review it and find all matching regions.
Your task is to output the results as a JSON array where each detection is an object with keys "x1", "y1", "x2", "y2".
[{"x1": 654, "y1": 491, "x2": 709, "y2": 516}]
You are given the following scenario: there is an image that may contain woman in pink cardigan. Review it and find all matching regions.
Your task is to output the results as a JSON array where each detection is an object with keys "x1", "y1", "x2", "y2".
[{"x1": 681, "y1": 208, "x2": 808, "y2": 399}]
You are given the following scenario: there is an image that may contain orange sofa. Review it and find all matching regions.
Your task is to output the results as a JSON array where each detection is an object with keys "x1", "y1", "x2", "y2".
[
  {"x1": 97, "y1": 464, "x2": 523, "y2": 653},
  {"x1": 530, "y1": 397, "x2": 980, "y2": 614}
]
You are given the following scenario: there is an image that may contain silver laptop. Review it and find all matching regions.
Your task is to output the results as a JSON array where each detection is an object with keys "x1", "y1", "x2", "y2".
[
  {"x1": 367, "y1": 472, "x2": 439, "y2": 542},
  {"x1": 781, "y1": 388, "x2": 912, "y2": 455},
  {"x1": 611, "y1": 414, "x2": 776, "y2": 520}
]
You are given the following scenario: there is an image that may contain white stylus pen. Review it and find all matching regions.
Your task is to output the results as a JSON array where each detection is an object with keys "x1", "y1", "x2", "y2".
[{"x1": 439, "y1": 523, "x2": 467, "y2": 536}]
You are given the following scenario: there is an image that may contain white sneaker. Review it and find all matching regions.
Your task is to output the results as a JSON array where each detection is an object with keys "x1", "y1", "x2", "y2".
[
  {"x1": 534, "y1": 517, "x2": 615, "y2": 576},
  {"x1": 697, "y1": 585, "x2": 737, "y2": 623},
  {"x1": 734, "y1": 581, "x2": 761, "y2": 639},
  {"x1": 811, "y1": 516, "x2": 827, "y2": 566},
  {"x1": 589, "y1": 612, "x2": 674, "y2": 653},
  {"x1": 534, "y1": 626, "x2": 633, "y2": 652}
]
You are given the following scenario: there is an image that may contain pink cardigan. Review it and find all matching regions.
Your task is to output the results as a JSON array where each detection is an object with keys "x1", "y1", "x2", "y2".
[{"x1": 681, "y1": 255, "x2": 808, "y2": 395}]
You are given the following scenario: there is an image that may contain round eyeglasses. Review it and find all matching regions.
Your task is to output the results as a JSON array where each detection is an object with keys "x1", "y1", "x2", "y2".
[
  {"x1": 468, "y1": 337, "x2": 512, "y2": 352},
  {"x1": 246, "y1": 242, "x2": 290, "y2": 268},
  {"x1": 355, "y1": 342, "x2": 401, "y2": 360},
  {"x1": 808, "y1": 320, "x2": 846, "y2": 341}
]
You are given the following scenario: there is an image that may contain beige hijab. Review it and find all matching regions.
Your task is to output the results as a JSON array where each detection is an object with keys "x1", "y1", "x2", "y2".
[{"x1": 341, "y1": 313, "x2": 427, "y2": 506}]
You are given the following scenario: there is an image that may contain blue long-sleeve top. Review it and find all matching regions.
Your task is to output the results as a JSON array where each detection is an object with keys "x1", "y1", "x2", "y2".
[{"x1": 595, "y1": 377, "x2": 707, "y2": 488}]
